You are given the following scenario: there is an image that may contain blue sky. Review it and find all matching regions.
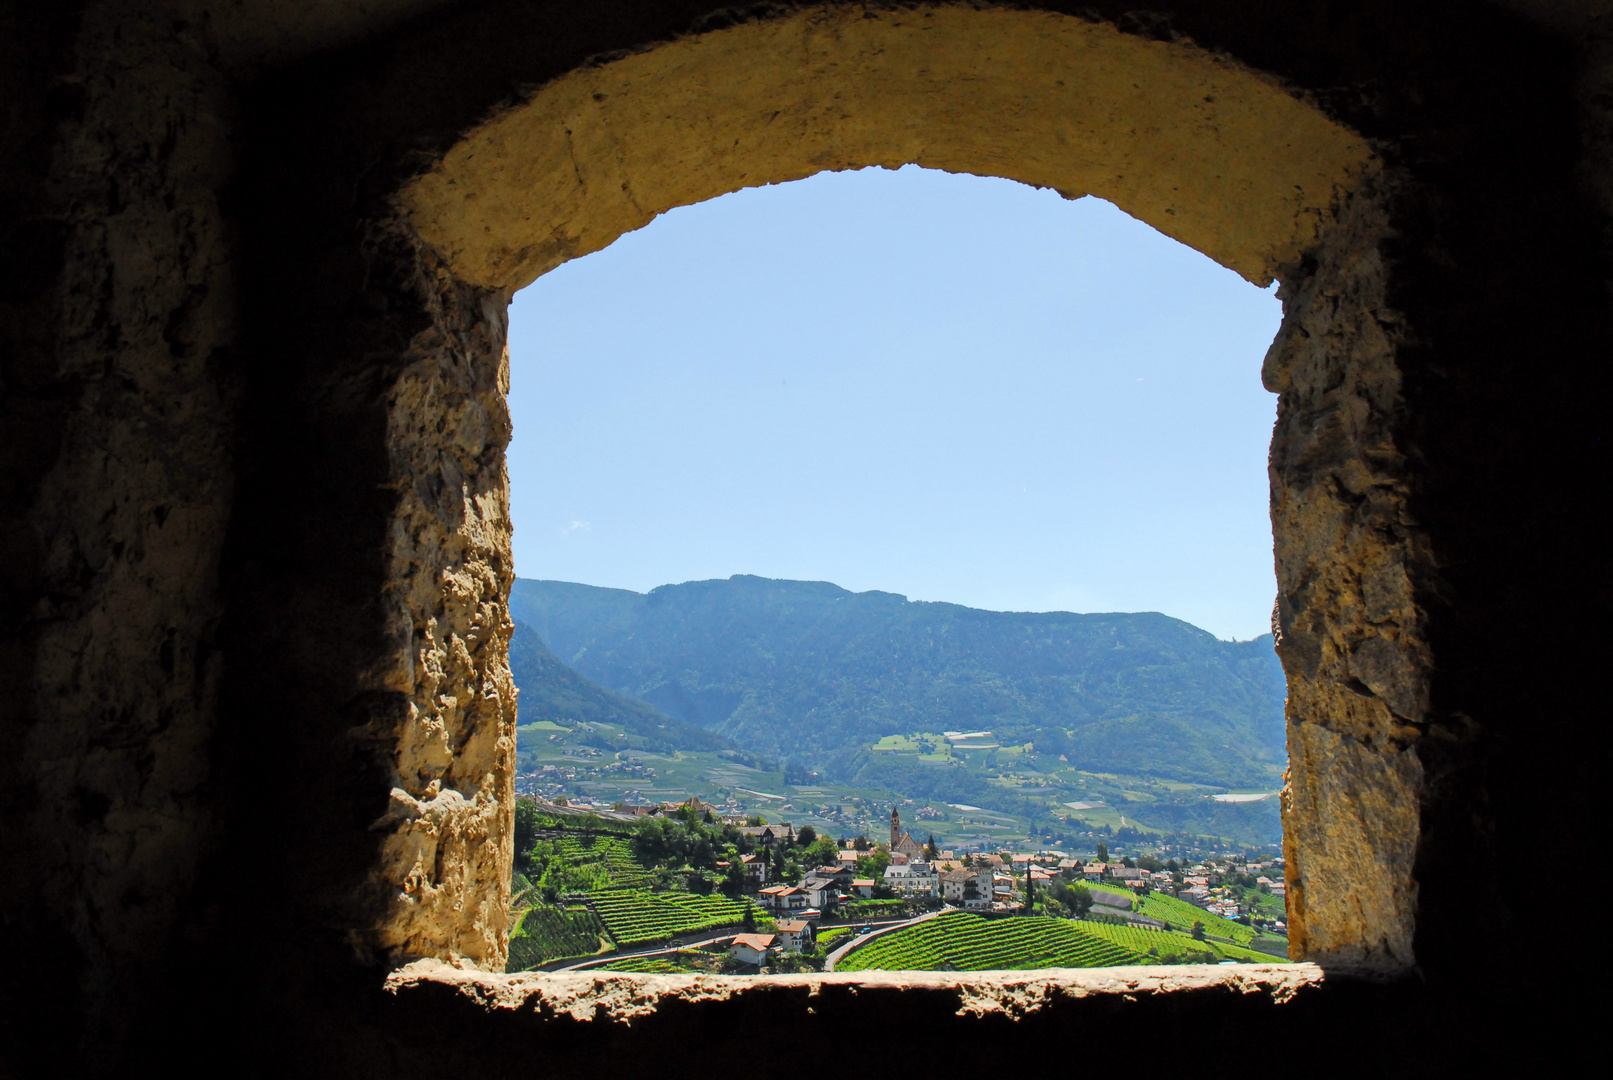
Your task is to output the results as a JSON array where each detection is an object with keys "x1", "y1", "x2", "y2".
[{"x1": 506, "y1": 166, "x2": 1282, "y2": 641}]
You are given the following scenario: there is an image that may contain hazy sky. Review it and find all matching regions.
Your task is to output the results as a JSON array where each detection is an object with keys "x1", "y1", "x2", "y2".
[{"x1": 506, "y1": 165, "x2": 1283, "y2": 641}]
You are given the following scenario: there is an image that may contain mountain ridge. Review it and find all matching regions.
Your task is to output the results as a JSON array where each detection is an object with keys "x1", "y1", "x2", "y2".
[{"x1": 510, "y1": 575, "x2": 1285, "y2": 788}]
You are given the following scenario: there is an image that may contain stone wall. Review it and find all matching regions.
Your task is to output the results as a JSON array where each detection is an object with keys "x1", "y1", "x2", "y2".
[
  {"x1": 0, "y1": 2, "x2": 239, "y2": 1065},
  {"x1": 1265, "y1": 179, "x2": 1426, "y2": 969}
]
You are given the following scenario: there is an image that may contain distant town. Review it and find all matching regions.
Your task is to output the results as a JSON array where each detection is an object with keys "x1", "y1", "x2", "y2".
[{"x1": 509, "y1": 795, "x2": 1289, "y2": 974}]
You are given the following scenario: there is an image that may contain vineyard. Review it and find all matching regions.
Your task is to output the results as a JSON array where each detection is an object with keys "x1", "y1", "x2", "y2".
[
  {"x1": 834, "y1": 899, "x2": 909, "y2": 920},
  {"x1": 1135, "y1": 892, "x2": 1259, "y2": 944},
  {"x1": 1076, "y1": 919, "x2": 1277, "y2": 963},
  {"x1": 836, "y1": 912, "x2": 1145, "y2": 971},
  {"x1": 597, "y1": 954, "x2": 707, "y2": 973},
  {"x1": 1087, "y1": 882, "x2": 1259, "y2": 944},
  {"x1": 815, "y1": 926, "x2": 855, "y2": 950},
  {"x1": 548, "y1": 838, "x2": 654, "y2": 889},
  {"x1": 507, "y1": 904, "x2": 610, "y2": 971},
  {"x1": 588, "y1": 889, "x2": 755, "y2": 946}
]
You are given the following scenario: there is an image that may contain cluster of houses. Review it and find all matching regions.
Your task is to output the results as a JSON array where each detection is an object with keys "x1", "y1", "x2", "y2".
[
  {"x1": 622, "y1": 802, "x2": 1290, "y2": 968},
  {"x1": 724, "y1": 809, "x2": 924, "y2": 966},
  {"x1": 1177, "y1": 865, "x2": 1285, "y2": 921}
]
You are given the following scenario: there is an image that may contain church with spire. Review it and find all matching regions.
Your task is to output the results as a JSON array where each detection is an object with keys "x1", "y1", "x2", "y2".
[{"x1": 889, "y1": 806, "x2": 927, "y2": 860}]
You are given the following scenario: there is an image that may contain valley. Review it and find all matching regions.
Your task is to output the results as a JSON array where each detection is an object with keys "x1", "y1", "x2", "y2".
[
  {"x1": 510, "y1": 575, "x2": 1287, "y2": 851},
  {"x1": 506, "y1": 575, "x2": 1293, "y2": 975}
]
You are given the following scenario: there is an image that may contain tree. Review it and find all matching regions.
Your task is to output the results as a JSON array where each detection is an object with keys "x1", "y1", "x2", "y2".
[
  {"x1": 721, "y1": 847, "x2": 747, "y2": 895},
  {"x1": 1191, "y1": 921, "x2": 1207, "y2": 942},
  {"x1": 513, "y1": 798, "x2": 541, "y2": 874},
  {"x1": 1058, "y1": 881, "x2": 1093, "y2": 919},
  {"x1": 855, "y1": 846, "x2": 891, "y2": 882},
  {"x1": 1096, "y1": 842, "x2": 1108, "y2": 863},
  {"x1": 743, "y1": 901, "x2": 757, "y2": 931},
  {"x1": 801, "y1": 835, "x2": 839, "y2": 871},
  {"x1": 796, "y1": 825, "x2": 817, "y2": 847},
  {"x1": 924, "y1": 835, "x2": 939, "y2": 860}
]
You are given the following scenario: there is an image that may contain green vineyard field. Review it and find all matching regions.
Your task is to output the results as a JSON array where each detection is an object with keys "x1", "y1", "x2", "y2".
[
  {"x1": 597, "y1": 955, "x2": 704, "y2": 973},
  {"x1": 588, "y1": 889, "x2": 753, "y2": 946},
  {"x1": 815, "y1": 926, "x2": 855, "y2": 950},
  {"x1": 1076, "y1": 919, "x2": 1278, "y2": 963},
  {"x1": 1088, "y1": 883, "x2": 1258, "y2": 944},
  {"x1": 835, "y1": 899, "x2": 909, "y2": 920},
  {"x1": 836, "y1": 912, "x2": 1145, "y2": 972},
  {"x1": 548, "y1": 835, "x2": 655, "y2": 889},
  {"x1": 507, "y1": 904, "x2": 610, "y2": 971}
]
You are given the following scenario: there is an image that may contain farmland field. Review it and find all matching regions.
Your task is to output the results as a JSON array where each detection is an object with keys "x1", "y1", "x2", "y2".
[
  {"x1": 597, "y1": 954, "x2": 707, "y2": 973},
  {"x1": 1088, "y1": 882, "x2": 1258, "y2": 944},
  {"x1": 815, "y1": 926, "x2": 855, "y2": 950},
  {"x1": 1137, "y1": 892, "x2": 1258, "y2": 943},
  {"x1": 836, "y1": 911, "x2": 1144, "y2": 971},
  {"x1": 588, "y1": 889, "x2": 754, "y2": 946},
  {"x1": 1077, "y1": 919, "x2": 1277, "y2": 963},
  {"x1": 550, "y1": 834, "x2": 655, "y2": 888},
  {"x1": 507, "y1": 904, "x2": 610, "y2": 971}
]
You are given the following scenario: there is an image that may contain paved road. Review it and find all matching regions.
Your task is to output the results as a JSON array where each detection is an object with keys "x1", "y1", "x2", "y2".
[
  {"x1": 546, "y1": 932, "x2": 738, "y2": 973},
  {"x1": 541, "y1": 914, "x2": 924, "y2": 974}
]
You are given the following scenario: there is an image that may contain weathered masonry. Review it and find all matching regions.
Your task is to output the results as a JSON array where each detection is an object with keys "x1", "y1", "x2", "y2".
[{"x1": 1, "y1": 1, "x2": 1607, "y2": 1075}]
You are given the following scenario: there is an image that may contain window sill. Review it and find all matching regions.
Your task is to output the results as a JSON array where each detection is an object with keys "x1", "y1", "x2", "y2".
[{"x1": 387, "y1": 960, "x2": 1326, "y2": 1023}]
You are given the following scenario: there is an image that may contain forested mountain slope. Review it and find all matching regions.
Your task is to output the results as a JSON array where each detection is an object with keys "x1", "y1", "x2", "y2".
[
  {"x1": 510, "y1": 576, "x2": 1285, "y2": 787},
  {"x1": 508, "y1": 620, "x2": 731, "y2": 753}
]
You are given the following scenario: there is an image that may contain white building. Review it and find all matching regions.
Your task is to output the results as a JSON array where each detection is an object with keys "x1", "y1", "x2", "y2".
[
  {"x1": 799, "y1": 877, "x2": 841, "y2": 910},
  {"x1": 883, "y1": 859, "x2": 939, "y2": 897},
  {"x1": 757, "y1": 885, "x2": 811, "y2": 913},
  {"x1": 940, "y1": 867, "x2": 992, "y2": 910},
  {"x1": 729, "y1": 933, "x2": 776, "y2": 966},
  {"x1": 774, "y1": 919, "x2": 814, "y2": 953}
]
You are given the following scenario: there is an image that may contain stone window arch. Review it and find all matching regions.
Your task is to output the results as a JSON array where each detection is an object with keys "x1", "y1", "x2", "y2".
[{"x1": 350, "y1": 4, "x2": 1418, "y2": 982}]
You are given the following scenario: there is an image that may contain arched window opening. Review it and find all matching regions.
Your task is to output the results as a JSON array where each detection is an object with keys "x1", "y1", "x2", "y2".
[
  {"x1": 500, "y1": 165, "x2": 1291, "y2": 974},
  {"x1": 385, "y1": 4, "x2": 1412, "y2": 982}
]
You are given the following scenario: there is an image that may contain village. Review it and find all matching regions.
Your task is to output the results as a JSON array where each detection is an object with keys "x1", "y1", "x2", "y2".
[{"x1": 524, "y1": 797, "x2": 1289, "y2": 974}]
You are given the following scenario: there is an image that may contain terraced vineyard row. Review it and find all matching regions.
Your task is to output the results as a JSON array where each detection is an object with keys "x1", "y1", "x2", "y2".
[
  {"x1": 1076, "y1": 919, "x2": 1277, "y2": 963},
  {"x1": 1135, "y1": 892, "x2": 1258, "y2": 943},
  {"x1": 1088, "y1": 883, "x2": 1258, "y2": 944},
  {"x1": 815, "y1": 926, "x2": 855, "y2": 950},
  {"x1": 507, "y1": 904, "x2": 609, "y2": 971},
  {"x1": 837, "y1": 912, "x2": 1145, "y2": 972},
  {"x1": 597, "y1": 956, "x2": 702, "y2": 973},
  {"x1": 551, "y1": 835, "x2": 655, "y2": 888},
  {"x1": 589, "y1": 889, "x2": 753, "y2": 946}
]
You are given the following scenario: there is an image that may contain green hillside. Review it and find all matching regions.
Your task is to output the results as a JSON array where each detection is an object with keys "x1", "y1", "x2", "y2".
[
  {"x1": 1088, "y1": 882, "x2": 1257, "y2": 943},
  {"x1": 510, "y1": 576, "x2": 1285, "y2": 788},
  {"x1": 837, "y1": 911, "x2": 1144, "y2": 971},
  {"x1": 509, "y1": 619, "x2": 730, "y2": 753},
  {"x1": 506, "y1": 904, "x2": 609, "y2": 970},
  {"x1": 836, "y1": 910, "x2": 1279, "y2": 972}
]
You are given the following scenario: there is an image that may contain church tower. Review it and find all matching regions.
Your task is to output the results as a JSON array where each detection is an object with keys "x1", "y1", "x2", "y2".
[{"x1": 890, "y1": 806, "x2": 900, "y2": 849}]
